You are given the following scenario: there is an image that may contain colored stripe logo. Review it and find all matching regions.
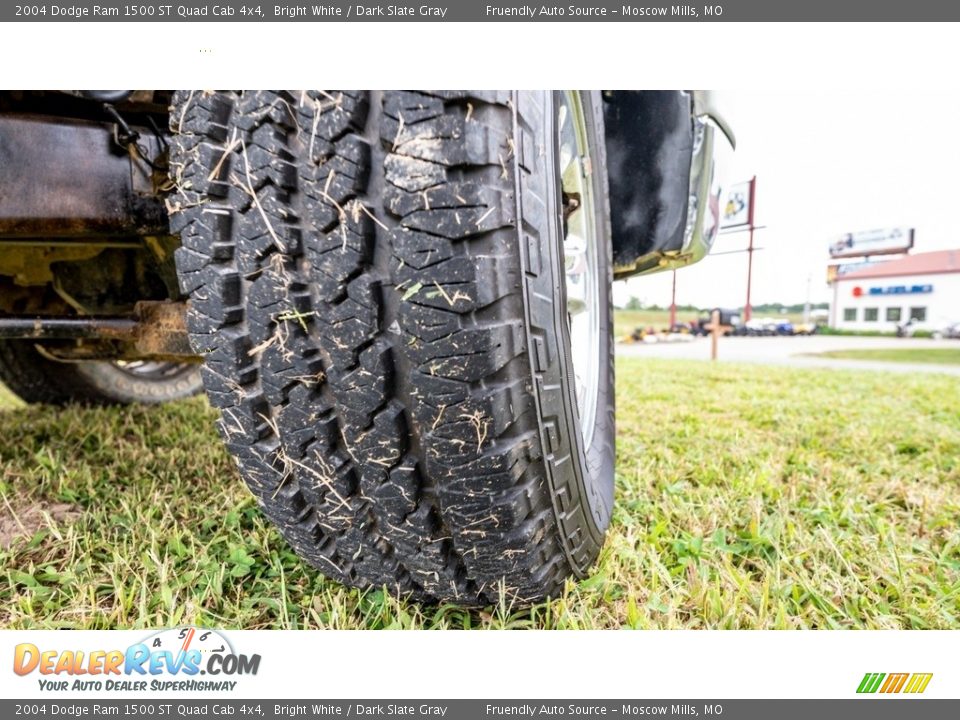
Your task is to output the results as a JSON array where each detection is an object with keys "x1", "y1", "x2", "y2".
[{"x1": 857, "y1": 672, "x2": 933, "y2": 694}]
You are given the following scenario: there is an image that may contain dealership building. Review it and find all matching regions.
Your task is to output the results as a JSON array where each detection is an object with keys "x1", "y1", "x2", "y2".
[{"x1": 829, "y1": 249, "x2": 960, "y2": 331}]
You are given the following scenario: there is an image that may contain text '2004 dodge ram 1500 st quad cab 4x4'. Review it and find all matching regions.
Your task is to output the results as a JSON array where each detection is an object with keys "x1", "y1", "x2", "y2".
[{"x1": 0, "y1": 90, "x2": 733, "y2": 604}]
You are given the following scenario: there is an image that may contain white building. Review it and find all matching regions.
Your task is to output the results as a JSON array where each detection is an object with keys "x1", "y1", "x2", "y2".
[{"x1": 830, "y1": 249, "x2": 960, "y2": 332}]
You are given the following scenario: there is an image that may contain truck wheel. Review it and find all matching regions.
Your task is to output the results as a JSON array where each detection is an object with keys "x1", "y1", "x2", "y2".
[
  {"x1": 0, "y1": 340, "x2": 202, "y2": 406},
  {"x1": 169, "y1": 90, "x2": 615, "y2": 604}
]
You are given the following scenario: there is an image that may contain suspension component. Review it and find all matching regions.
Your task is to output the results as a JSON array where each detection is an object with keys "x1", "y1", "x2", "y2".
[{"x1": 0, "y1": 302, "x2": 194, "y2": 360}]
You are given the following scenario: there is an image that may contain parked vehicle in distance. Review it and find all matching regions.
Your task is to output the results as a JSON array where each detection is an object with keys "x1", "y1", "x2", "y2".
[
  {"x1": 897, "y1": 317, "x2": 959, "y2": 339},
  {"x1": 739, "y1": 316, "x2": 802, "y2": 336},
  {"x1": 743, "y1": 316, "x2": 777, "y2": 335},
  {"x1": 694, "y1": 308, "x2": 741, "y2": 336},
  {"x1": 792, "y1": 322, "x2": 819, "y2": 336}
]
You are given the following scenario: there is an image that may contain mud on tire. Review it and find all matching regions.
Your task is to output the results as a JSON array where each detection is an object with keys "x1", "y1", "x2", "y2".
[{"x1": 168, "y1": 90, "x2": 615, "y2": 604}]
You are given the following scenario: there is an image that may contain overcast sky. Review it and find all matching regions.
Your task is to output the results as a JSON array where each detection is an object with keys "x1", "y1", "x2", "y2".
[{"x1": 613, "y1": 90, "x2": 960, "y2": 310}]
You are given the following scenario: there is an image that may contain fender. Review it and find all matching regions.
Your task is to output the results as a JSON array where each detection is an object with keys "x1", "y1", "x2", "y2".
[{"x1": 603, "y1": 90, "x2": 734, "y2": 280}]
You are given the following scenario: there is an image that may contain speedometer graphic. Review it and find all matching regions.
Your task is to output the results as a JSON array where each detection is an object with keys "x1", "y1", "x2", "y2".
[{"x1": 140, "y1": 626, "x2": 234, "y2": 659}]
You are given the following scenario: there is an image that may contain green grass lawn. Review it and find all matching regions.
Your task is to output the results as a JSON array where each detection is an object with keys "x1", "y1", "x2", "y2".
[
  {"x1": 1, "y1": 358, "x2": 958, "y2": 629},
  {"x1": 813, "y1": 348, "x2": 960, "y2": 366}
]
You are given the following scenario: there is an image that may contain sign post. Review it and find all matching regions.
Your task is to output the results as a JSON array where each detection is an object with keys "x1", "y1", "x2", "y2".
[
  {"x1": 710, "y1": 309, "x2": 721, "y2": 361},
  {"x1": 669, "y1": 269, "x2": 677, "y2": 328},
  {"x1": 744, "y1": 176, "x2": 757, "y2": 322}
]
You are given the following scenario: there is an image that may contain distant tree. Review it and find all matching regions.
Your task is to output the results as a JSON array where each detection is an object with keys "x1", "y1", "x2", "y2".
[{"x1": 624, "y1": 296, "x2": 643, "y2": 311}]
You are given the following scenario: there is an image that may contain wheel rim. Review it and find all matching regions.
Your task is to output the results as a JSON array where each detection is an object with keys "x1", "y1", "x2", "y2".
[
  {"x1": 558, "y1": 91, "x2": 601, "y2": 451},
  {"x1": 110, "y1": 360, "x2": 196, "y2": 381}
]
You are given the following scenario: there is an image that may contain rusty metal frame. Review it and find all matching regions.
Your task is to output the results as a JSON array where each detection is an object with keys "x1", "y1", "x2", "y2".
[
  {"x1": 0, "y1": 113, "x2": 169, "y2": 239},
  {"x1": 0, "y1": 301, "x2": 195, "y2": 360}
]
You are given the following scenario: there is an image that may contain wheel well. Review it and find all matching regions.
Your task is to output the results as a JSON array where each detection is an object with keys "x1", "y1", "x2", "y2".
[{"x1": 602, "y1": 90, "x2": 696, "y2": 279}]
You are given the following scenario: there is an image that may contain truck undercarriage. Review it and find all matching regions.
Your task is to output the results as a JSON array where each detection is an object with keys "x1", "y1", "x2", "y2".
[{"x1": 0, "y1": 91, "x2": 191, "y2": 361}]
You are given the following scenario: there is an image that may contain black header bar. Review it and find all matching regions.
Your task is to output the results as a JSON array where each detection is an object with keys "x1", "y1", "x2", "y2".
[{"x1": 5, "y1": 0, "x2": 960, "y2": 21}]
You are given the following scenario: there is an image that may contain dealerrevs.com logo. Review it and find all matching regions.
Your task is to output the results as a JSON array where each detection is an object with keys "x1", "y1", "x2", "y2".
[{"x1": 13, "y1": 627, "x2": 260, "y2": 692}]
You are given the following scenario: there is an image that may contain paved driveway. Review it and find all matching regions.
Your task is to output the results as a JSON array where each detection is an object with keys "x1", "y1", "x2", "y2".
[{"x1": 616, "y1": 334, "x2": 960, "y2": 376}]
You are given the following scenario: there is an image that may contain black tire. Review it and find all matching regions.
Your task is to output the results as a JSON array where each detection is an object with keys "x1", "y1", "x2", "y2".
[
  {"x1": 169, "y1": 90, "x2": 615, "y2": 604},
  {"x1": 0, "y1": 340, "x2": 202, "y2": 406}
]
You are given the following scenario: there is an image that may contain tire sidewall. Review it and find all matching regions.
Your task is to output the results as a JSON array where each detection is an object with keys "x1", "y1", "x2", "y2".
[
  {"x1": 557, "y1": 91, "x2": 616, "y2": 542},
  {"x1": 517, "y1": 90, "x2": 615, "y2": 577},
  {"x1": 575, "y1": 91, "x2": 616, "y2": 536}
]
